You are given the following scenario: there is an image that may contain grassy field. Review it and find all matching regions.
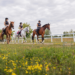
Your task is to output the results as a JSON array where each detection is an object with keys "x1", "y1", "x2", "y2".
[{"x1": 0, "y1": 44, "x2": 75, "y2": 75}]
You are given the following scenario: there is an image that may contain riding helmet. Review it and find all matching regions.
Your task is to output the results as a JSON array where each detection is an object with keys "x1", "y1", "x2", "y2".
[
  {"x1": 5, "y1": 18, "x2": 8, "y2": 20},
  {"x1": 38, "y1": 20, "x2": 41, "y2": 22},
  {"x1": 20, "y1": 22, "x2": 22, "y2": 24}
]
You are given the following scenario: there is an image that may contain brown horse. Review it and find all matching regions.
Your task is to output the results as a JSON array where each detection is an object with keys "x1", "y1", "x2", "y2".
[
  {"x1": 1, "y1": 22, "x2": 14, "y2": 44},
  {"x1": 32, "y1": 23, "x2": 50, "y2": 43}
]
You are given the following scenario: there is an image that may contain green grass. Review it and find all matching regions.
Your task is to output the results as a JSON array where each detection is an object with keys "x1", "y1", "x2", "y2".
[{"x1": 0, "y1": 44, "x2": 75, "y2": 75}]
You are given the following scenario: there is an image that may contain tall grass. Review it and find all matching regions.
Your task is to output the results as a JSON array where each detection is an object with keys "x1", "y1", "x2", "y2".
[{"x1": 0, "y1": 44, "x2": 75, "y2": 75}]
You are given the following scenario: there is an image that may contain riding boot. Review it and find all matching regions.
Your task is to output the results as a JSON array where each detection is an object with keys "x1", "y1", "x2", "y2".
[
  {"x1": 37, "y1": 29, "x2": 39, "y2": 35},
  {"x1": 20, "y1": 34, "x2": 21, "y2": 37},
  {"x1": 2, "y1": 29, "x2": 4, "y2": 35}
]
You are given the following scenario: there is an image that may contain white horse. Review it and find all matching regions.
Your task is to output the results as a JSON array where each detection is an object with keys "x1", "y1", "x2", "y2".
[{"x1": 15, "y1": 27, "x2": 29, "y2": 43}]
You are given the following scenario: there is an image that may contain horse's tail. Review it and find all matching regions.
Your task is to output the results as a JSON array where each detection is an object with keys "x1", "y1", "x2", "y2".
[
  {"x1": 32, "y1": 30, "x2": 35, "y2": 41},
  {"x1": 0, "y1": 33, "x2": 3, "y2": 40}
]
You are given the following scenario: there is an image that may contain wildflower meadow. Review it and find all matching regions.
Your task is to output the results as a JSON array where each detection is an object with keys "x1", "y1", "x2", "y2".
[{"x1": 0, "y1": 44, "x2": 75, "y2": 75}]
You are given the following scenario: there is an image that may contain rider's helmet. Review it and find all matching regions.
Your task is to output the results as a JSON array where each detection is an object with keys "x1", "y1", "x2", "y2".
[
  {"x1": 5, "y1": 18, "x2": 8, "y2": 21},
  {"x1": 38, "y1": 20, "x2": 41, "y2": 22},
  {"x1": 20, "y1": 22, "x2": 22, "y2": 25}
]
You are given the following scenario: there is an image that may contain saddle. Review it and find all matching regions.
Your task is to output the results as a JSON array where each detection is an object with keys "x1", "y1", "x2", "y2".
[
  {"x1": 36, "y1": 28, "x2": 41, "y2": 35},
  {"x1": 3, "y1": 28, "x2": 6, "y2": 33},
  {"x1": 17, "y1": 31, "x2": 19, "y2": 34},
  {"x1": 17, "y1": 31, "x2": 21, "y2": 36}
]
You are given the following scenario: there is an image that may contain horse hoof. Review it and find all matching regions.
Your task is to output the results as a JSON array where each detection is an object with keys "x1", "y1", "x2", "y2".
[{"x1": 42, "y1": 42, "x2": 44, "y2": 44}]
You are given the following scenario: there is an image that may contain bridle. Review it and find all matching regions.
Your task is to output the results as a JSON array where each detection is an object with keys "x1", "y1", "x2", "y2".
[{"x1": 10, "y1": 23, "x2": 14, "y2": 29}]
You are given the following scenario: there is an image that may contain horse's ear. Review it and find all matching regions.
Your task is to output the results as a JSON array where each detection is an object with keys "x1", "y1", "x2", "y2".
[{"x1": 48, "y1": 23, "x2": 50, "y2": 25}]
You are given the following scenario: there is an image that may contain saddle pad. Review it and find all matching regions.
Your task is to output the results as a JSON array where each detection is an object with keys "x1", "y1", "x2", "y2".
[{"x1": 17, "y1": 31, "x2": 19, "y2": 34}]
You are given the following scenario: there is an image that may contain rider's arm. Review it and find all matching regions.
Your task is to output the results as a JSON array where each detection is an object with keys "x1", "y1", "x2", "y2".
[
  {"x1": 19, "y1": 27, "x2": 21, "y2": 29},
  {"x1": 4, "y1": 22, "x2": 5, "y2": 26},
  {"x1": 37, "y1": 24, "x2": 38, "y2": 27}
]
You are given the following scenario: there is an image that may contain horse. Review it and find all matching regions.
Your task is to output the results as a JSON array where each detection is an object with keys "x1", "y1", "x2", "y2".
[
  {"x1": 1, "y1": 22, "x2": 14, "y2": 44},
  {"x1": 32, "y1": 23, "x2": 50, "y2": 43},
  {"x1": 15, "y1": 27, "x2": 29, "y2": 43}
]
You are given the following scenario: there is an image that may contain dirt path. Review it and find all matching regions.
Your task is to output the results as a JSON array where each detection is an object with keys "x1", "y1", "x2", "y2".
[{"x1": 0, "y1": 42, "x2": 75, "y2": 46}]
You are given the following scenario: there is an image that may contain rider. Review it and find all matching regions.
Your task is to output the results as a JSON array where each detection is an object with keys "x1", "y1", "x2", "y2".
[
  {"x1": 19, "y1": 22, "x2": 23, "y2": 36},
  {"x1": 2, "y1": 18, "x2": 9, "y2": 34},
  {"x1": 37, "y1": 20, "x2": 41, "y2": 35}
]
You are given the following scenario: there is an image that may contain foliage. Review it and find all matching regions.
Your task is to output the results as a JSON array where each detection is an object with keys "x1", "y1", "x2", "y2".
[
  {"x1": 0, "y1": 29, "x2": 2, "y2": 33},
  {"x1": 0, "y1": 44, "x2": 75, "y2": 75},
  {"x1": 63, "y1": 29, "x2": 74, "y2": 37},
  {"x1": 12, "y1": 31, "x2": 15, "y2": 36},
  {"x1": 23, "y1": 23, "x2": 33, "y2": 38}
]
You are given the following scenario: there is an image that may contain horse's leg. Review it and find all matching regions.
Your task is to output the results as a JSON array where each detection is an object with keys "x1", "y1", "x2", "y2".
[
  {"x1": 32, "y1": 31, "x2": 36, "y2": 44},
  {"x1": 25, "y1": 35, "x2": 27, "y2": 42},
  {"x1": 42, "y1": 34, "x2": 44, "y2": 44},
  {"x1": 1, "y1": 35, "x2": 4, "y2": 40},
  {"x1": 9, "y1": 35, "x2": 11, "y2": 42},
  {"x1": 15, "y1": 35, "x2": 16, "y2": 43},
  {"x1": 37, "y1": 35, "x2": 39, "y2": 43},
  {"x1": 8, "y1": 35, "x2": 10, "y2": 44},
  {"x1": 32, "y1": 35, "x2": 35, "y2": 44},
  {"x1": 6, "y1": 35, "x2": 8, "y2": 44},
  {"x1": 18, "y1": 36, "x2": 19, "y2": 43},
  {"x1": 21, "y1": 36, "x2": 23, "y2": 43}
]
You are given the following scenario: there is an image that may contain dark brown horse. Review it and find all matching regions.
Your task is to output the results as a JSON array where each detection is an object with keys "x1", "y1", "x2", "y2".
[
  {"x1": 1, "y1": 22, "x2": 14, "y2": 44},
  {"x1": 32, "y1": 23, "x2": 50, "y2": 43}
]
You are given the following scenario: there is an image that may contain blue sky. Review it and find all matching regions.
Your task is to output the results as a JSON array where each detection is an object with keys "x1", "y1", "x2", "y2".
[{"x1": 0, "y1": 0, "x2": 75, "y2": 34}]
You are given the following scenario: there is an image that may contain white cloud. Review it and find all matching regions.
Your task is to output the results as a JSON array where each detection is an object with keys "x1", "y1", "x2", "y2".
[{"x1": 0, "y1": 0, "x2": 75, "y2": 34}]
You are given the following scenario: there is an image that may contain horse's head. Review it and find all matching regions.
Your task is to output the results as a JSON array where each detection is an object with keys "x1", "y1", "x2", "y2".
[
  {"x1": 46, "y1": 23, "x2": 50, "y2": 30},
  {"x1": 10, "y1": 22, "x2": 14, "y2": 29},
  {"x1": 26, "y1": 27, "x2": 29, "y2": 33},
  {"x1": 23, "y1": 27, "x2": 29, "y2": 33}
]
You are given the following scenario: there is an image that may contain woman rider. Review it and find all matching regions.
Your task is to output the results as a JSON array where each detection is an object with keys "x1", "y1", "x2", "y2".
[
  {"x1": 37, "y1": 20, "x2": 41, "y2": 35},
  {"x1": 2, "y1": 18, "x2": 9, "y2": 34},
  {"x1": 19, "y1": 22, "x2": 23, "y2": 36}
]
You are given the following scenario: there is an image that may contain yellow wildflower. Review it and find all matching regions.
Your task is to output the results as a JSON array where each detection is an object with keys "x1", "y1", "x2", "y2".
[
  {"x1": 4, "y1": 69, "x2": 7, "y2": 71},
  {"x1": 53, "y1": 67, "x2": 56, "y2": 69},
  {"x1": 7, "y1": 69, "x2": 13, "y2": 72},
  {"x1": 3, "y1": 57, "x2": 5, "y2": 60},
  {"x1": 12, "y1": 72, "x2": 16, "y2": 75},
  {"x1": 26, "y1": 70, "x2": 28, "y2": 73}
]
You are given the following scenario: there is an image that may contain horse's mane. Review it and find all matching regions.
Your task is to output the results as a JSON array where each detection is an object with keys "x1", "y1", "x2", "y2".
[{"x1": 42, "y1": 23, "x2": 49, "y2": 27}]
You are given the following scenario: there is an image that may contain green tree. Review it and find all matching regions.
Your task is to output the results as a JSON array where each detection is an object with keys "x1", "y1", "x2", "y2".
[
  {"x1": 45, "y1": 29, "x2": 51, "y2": 35},
  {"x1": 63, "y1": 29, "x2": 74, "y2": 37},
  {"x1": 69, "y1": 29, "x2": 73, "y2": 33},
  {"x1": 23, "y1": 23, "x2": 33, "y2": 38},
  {"x1": 12, "y1": 31, "x2": 15, "y2": 36}
]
